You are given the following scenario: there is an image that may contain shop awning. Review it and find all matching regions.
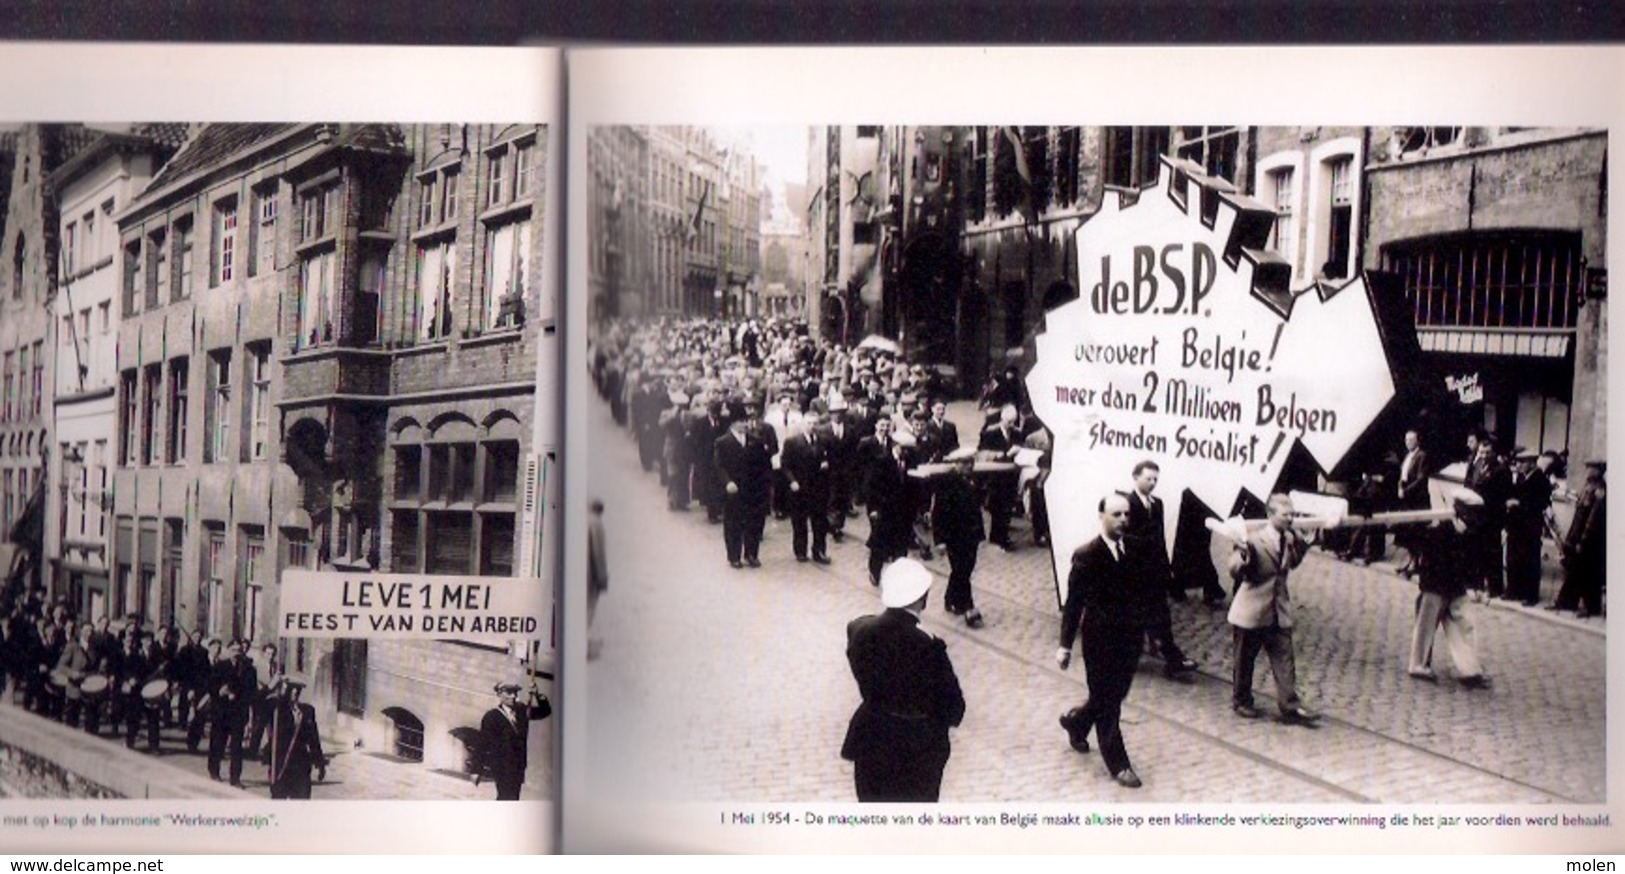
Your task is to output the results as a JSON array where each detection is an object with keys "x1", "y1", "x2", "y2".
[{"x1": 1417, "y1": 329, "x2": 1571, "y2": 358}]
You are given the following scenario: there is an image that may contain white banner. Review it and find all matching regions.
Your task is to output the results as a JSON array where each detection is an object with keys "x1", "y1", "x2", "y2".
[
  {"x1": 278, "y1": 571, "x2": 549, "y2": 641},
  {"x1": 1028, "y1": 158, "x2": 1396, "y2": 600}
]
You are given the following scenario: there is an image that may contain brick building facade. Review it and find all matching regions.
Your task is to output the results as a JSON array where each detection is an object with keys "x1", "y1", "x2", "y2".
[{"x1": 111, "y1": 123, "x2": 550, "y2": 785}]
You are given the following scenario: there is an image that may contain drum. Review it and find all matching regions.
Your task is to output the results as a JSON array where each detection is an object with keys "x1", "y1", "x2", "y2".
[
  {"x1": 140, "y1": 679, "x2": 171, "y2": 706},
  {"x1": 47, "y1": 670, "x2": 70, "y2": 695},
  {"x1": 79, "y1": 674, "x2": 110, "y2": 698}
]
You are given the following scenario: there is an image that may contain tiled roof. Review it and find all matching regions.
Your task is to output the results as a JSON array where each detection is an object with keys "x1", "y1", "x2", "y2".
[
  {"x1": 338, "y1": 123, "x2": 406, "y2": 154},
  {"x1": 130, "y1": 122, "x2": 193, "y2": 150},
  {"x1": 46, "y1": 124, "x2": 101, "y2": 172},
  {"x1": 146, "y1": 123, "x2": 300, "y2": 193}
]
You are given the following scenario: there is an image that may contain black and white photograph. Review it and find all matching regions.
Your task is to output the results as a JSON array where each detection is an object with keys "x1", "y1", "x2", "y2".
[
  {"x1": 576, "y1": 119, "x2": 1607, "y2": 817},
  {"x1": 0, "y1": 121, "x2": 556, "y2": 803}
]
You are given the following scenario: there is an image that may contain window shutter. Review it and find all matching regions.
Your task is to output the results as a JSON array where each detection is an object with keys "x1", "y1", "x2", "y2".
[{"x1": 515, "y1": 452, "x2": 542, "y2": 578}]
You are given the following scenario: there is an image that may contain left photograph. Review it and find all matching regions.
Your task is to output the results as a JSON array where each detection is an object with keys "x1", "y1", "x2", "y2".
[{"x1": 0, "y1": 122, "x2": 554, "y2": 801}]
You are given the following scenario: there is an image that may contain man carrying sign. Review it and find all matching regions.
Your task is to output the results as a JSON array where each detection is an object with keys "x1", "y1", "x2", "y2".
[
  {"x1": 479, "y1": 681, "x2": 552, "y2": 801},
  {"x1": 1227, "y1": 494, "x2": 1319, "y2": 726}
]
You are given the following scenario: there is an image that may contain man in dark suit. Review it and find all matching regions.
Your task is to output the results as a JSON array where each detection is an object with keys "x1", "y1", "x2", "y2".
[
  {"x1": 930, "y1": 448, "x2": 986, "y2": 628},
  {"x1": 688, "y1": 400, "x2": 728, "y2": 523},
  {"x1": 927, "y1": 399, "x2": 960, "y2": 458},
  {"x1": 1464, "y1": 437, "x2": 1509, "y2": 599},
  {"x1": 479, "y1": 681, "x2": 552, "y2": 801},
  {"x1": 713, "y1": 400, "x2": 775, "y2": 569},
  {"x1": 1120, "y1": 461, "x2": 1200, "y2": 680},
  {"x1": 859, "y1": 417, "x2": 916, "y2": 585},
  {"x1": 977, "y1": 405, "x2": 1023, "y2": 550},
  {"x1": 782, "y1": 407, "x2": 834, "y2": 564},
  {"x1": 825, "y1": 401, "x2": 863, "y2": 542},
  {"x1": 1055, "y1": 493, "x2": 1148, "y2": 789},
  {"x1": 208, "y1": 640, "x2": 258, "y2": 787},
  {"x1": 264, "y1": 678, "x2": 327, "y2": 799},
  {"x1": 1503, "y1": 450, "x2": 1553, "y2": 605},
  {"x1": 841, "y1": 558, "x2": 965, "y2": 802}
]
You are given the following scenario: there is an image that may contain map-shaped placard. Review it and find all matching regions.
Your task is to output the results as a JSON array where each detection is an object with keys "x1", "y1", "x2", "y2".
[{"x1": 1027, "y1": 156, "x2": 1397, "y2": 603}]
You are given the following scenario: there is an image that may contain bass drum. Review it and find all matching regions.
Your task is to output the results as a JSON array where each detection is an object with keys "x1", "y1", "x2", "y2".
[
  {"x1": 79, "y1": 674, "x2": 111, "y2": 698},
  {"x1": 141, "y1": 679, "x2": 172, "y2": 707}
]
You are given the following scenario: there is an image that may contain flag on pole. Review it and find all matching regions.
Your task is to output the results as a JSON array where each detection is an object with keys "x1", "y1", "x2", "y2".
[
  {"x1": 1001, "y1": 126, "x2": 1039, "y2": 226},
  {"x1": 687, "y1": 180, "x2": 711, "y2": 242}
]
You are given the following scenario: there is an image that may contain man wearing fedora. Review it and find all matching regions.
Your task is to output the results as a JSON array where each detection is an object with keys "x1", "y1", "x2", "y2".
[
  {"x1": 713, "y1": 398, "x2": 776, "y2": 569},
  {"x1": 264, "y1": 678, "x2": 327, "y2": 799},
  {"x1": 841, "y1": 559, "x2": 965, "y2": 802},
  {"x1": 479, "y1": 681, "x2": 552, "y2": 801},
  {"x1": 1503, "y1": 449, "x2": 1553, "y2": 606}
]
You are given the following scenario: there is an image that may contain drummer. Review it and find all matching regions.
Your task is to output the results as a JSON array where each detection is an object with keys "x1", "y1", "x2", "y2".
[
  {"x1": 116, "y1": 632, "x2": 152, "y2": 750},
  {"x1": 124, "y1": 633, "x2": 165, "y2": 752},
  {"x1": 56, "y1": 624, "x2": 97, "y2": 733}
]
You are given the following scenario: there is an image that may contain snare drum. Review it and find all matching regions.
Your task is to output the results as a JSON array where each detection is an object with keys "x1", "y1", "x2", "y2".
[
  {"x1": 47, "y1": 670, "x2": 70, "y2": 695},
  {"x1": 140, "y1": 679, "x2": 171, "y2": 707},
  {"x1": 79, "y1": 674, "x2": 110, "y2": 698}
]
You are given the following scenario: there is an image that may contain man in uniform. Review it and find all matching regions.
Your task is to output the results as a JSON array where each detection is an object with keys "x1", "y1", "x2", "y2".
[
  {"x1": 780, "y1": 406, "x2": 833, "y2": 564},
  {"x1": 713, "y1": 399, "x2": 775, "y2": 569},
  {"x1": 841, "y1": 558, "x2": 965, "y2": 802},
  {"x1": 1119, "y1": 461, "x2": 1200, "y2": 680},
  {"x1": 1227, "y1": 494, "x2": 1320, "y2": 726},
  {"x1": 264, "y1": 678, "x2": 327, "y2": 799},
  {"x1": 478, "y1": 681, "x2": 552, "y2": 800},
  {"x1": 1503, "y1": 450, "x2": 1553, "y2": 606},
  {"x1": 1056, "y1": 494, "x2": 1150, "y2": 789}
]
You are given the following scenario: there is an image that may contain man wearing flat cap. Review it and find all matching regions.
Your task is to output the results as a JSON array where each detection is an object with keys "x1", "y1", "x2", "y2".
[
  {"x1": 841, "y1": 559, "x2": 965, "y2": 802},
  {"x1": 479, "y1": 681, "x2": 553, "y2": 800},
  {"x1": 1503, "y1": 449, "x2": 1553, "y2": 606},
  {"x1": 1552, "y1": 459, "x2": 1606, "y2": 619},
  {"x1": 264, "y1": 678, "x2": 328, "y2": 799}
]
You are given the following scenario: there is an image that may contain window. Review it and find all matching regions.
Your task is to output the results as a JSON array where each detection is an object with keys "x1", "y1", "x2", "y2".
[
  {"x1": 297, "y1": 249, "x2": 336, "y2": 349},
  {"x1": 164, "y1": 519, "x2": 184, "y2": 626},
  {"x1": 137, "y1": 518, "x2": 157, "y2": 623},
  {"x1": 479, "y1": 514, "x2": 515, "y2": 576},
  {"x1": 174, "y1": 217, "x2": 193, "y2": 301},
  {"x1": 115, "y1": 517, "x2": 133, "y2": 619},
  {"x1": 418, "y1": 167, "x2": 458, "y2": 229},
  {"x1": 12, "y1": 232, "x2": 23, "y2": 299},
  {"x1": 484, "y1": 440, "x2": 518, "y2": 504},
  {"x1": 2, "y1": 351, "x2": 12, "y2": 423},
  {"x1": 415, "y1": 240, "x2": 454, "y2": 341},
  {"x1": 92, "y1": 440, "x2": 106, "y2": 537},
  {"x1": 1103, "y1": 127, "x2": 1170, "y2": 189},
  {"x1": 205, "y1": 350, "x2": 231, "y2": 463},
  {"x1": 29, "y1": 341, "x2": 41, "y2": 419},
  {"x1": 167, "y1": 357, "x2": 188, "y2": 463},
  {"x1": 211, "y1": 199, "x2": 237, "y2": 286},
  {"x1": 83, "y1": 212, "x2": 95, "y2": 265},
  {"x1": 1396, "y1": 126, "x2": 1463, "y2": 157},
  {"x1": 1176, "y1": 126, "x2": 1240, "y2": 182},
  {"x1": 120, "y1": 370, "x2": 138, "y2": 466},
  {"x1": 251, "y1": 186, "x2": 276, "y2": 278},
  {"x1": 300, "y1": 184, "x2": 338, "y2": 243},
  {"x1": 239, "y1": 527, "x2": 265, "y2": 642},
  {"x1": 245, "y1": 344, "x2": 270, "y2": 462},
  {"x1": 285, "y1": 529, "x2": 310, "y2": 571},
  {"x1": 1269, "y1": 167, "x2": 1296, "y2": 265},
  {"x1": 1381, "y1": 230, "x2": 1584, "y2": 331},
  {"x1": 122, "y1": 240, "x2": 141, "y2": 315},
  {"x1": 142, "y1": 364, "x2": 161, "y2": 465},
  {"x1": 63, "y1": 222, "x2": 76, "y2": 276},
  {"x1": 391, "y1": 509, "x2": 419, "y2": 572},
  {"x1": 394, "y1": 445, "x2": 422, "y2": 499},
  {"x1": 1325, "y1": 157, "x2": 1353, "y2": 280},
  {"x1": 353, "y1": 247, "x2": 384, "y2": 345},
  {"x1": 145, "y1": 229, "x2": 167, "y2": 309},
  {"x1": 483, "y1": 219, "x2": 532, "y2": 329},
  {"x1": 99, "y1": 301, "x2": 110, "y2": 335},
  {"x1": 203, "y1": 524, "x2": 226, "y2": 639},
  {"x1": 487, "y1": 150, "x2": 506, "y2": 209},
  {"x1": 2, "y1": 471, "x2": 11, "y2": 532}
]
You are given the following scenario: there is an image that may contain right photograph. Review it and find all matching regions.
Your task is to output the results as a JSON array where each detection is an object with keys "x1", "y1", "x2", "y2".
[{"x1": 579, "y1": 124, "x2": 1606, "y2": 806}]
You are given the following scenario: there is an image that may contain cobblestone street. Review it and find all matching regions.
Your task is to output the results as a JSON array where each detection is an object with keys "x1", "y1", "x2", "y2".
[{"x1": 584, "y1": 401, "x2": 1606, "y2": 805}]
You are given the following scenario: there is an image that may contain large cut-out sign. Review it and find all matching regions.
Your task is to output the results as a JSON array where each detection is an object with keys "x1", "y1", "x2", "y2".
[{"x1": 1027, "y1": 157, "x2": 1396, "y2": 601}]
